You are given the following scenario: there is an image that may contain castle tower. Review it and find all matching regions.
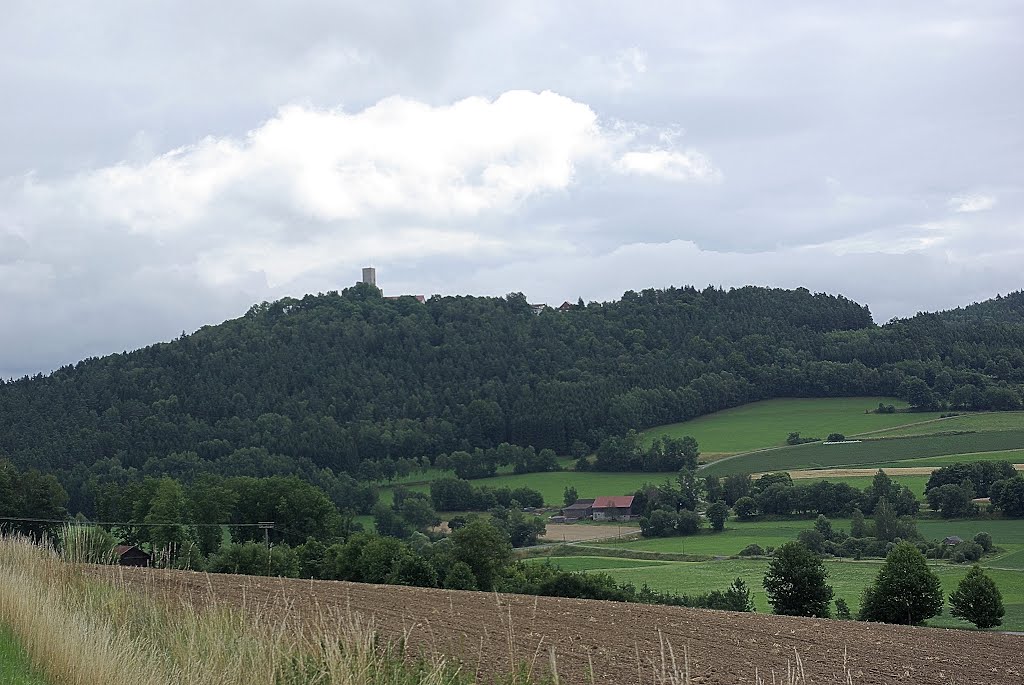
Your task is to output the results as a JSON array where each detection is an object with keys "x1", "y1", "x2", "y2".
[{"x1": 361, "y1": 267, "x2": 376, "y2": 286}]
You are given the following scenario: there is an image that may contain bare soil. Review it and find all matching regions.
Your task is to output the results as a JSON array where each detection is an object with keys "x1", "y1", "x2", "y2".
[
  {"x1": 541, "y1": 523, "x2": 640, "y2": 543},
  {"x1": 93, "y1": 566, "x2": 1023, "y2": 685}
]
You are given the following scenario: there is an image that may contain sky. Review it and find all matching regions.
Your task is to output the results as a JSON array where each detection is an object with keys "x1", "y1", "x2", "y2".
[{"x1": 2, "y1": 1, "x2": 1022, "y2": 378}]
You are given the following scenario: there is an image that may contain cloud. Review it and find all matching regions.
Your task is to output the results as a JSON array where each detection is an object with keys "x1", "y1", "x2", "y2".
[
  {"x1": 950, "y1": 194, "x2": 996, "y2": 213},
  {"x1": 17, "y1": 90, "x2": 714, "y2": 236}
]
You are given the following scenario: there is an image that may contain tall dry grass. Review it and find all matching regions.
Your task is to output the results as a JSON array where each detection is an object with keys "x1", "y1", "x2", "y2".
[{"x1": 0, "y1": 534, "x2": 470, "y2": 685}]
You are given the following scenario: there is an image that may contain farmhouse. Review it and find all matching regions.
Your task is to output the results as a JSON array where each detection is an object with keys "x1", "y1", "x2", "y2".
[
  {"x1": 561, "y1": 498, "x2": 595, "y2": 521},
  {"x1": 942, "y1": 535, "x2": 964, "y2": 546},
  {"x1": 592, "y1": 495, "x2": 635, "y2": 521},
  {"x1": 114, "y1": 544, "x2": 151, "y2": 567}
]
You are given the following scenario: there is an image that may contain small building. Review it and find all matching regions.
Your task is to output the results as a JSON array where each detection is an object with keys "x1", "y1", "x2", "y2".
[
  {"x1": 942, "y1": 535, "x2": 964, "y2": 546},
  {"x1": 114, "y1": 544, "x2": 151, "y2": 567},
  {"x1": 529, "y1": 303, "x2": 546, "y2": 316},
  {"x1": 592, "y1": 495, "x2": 635, "y2": 521},
  {"x1": 561, "y1": 499, "x2": 595, "y2": 521},
  {"x1": 557, "y1": 301, "x2": 575, "y2": 312}
]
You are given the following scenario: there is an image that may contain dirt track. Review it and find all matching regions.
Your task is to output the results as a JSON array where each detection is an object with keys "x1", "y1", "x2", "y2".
[
  {"x1": 95, "y1": 567, "x2": 1022, "y2": 685},
  {"x1": 541, "y1": 523, "x2": 640, "y2": 543}
]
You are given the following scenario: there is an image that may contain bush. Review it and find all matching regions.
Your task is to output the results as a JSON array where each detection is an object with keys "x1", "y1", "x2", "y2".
[
  {"x1": 738, "y1": 543, "x2": 764, "y2": 557},
  {"x1": 835, "y1": 598, "x2": 851, "y2": 620},
  {"x1": 974, "y1": 531, "x2": 993, "y2": 553},
  {"x1": 951, "y1": 541, "x2": 984, "y2": 564},
  {"x1": 442, "y1": 561, "x2": 478, "y2": 590},
  {"x1": 826, "y1": 433, "x2": 845, "y2": 442},
  {"x1": 676, "y1": 509, "x2": 702, "y2": 536}
]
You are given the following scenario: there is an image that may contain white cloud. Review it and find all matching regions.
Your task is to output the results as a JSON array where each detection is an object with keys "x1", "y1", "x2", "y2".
[
  {"x1": 617, "y1": 149, "x2": 721, "y2": 182},
  {"x1": 17, "y1": 90, "x2": 712, "y2": 237},
  {"x1": 950, "y1": 193, "x2": 996, "y2": 213}
]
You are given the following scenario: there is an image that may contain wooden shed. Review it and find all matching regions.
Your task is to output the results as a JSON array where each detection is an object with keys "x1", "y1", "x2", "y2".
[
  {"x1": 114, "y1": 544, "x2": 151, "y2": 567},
  {"x1": 561, "y1": 499, "x2": 595, "y2": 521}
]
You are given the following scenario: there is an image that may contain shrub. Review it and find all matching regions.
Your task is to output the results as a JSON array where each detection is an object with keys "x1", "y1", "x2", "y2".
[
  {"x1": 676, "y1": 509, "x2": 702, "y2": 536},
  {"x1": 738, "y1": 543, "x2": 764, "y2": 557},
  {"x1": 442, "y1": 561, "x2": 478, "y2": 590},
  {"x1": 951, "y1": 541, "x2": 984, "y2": 564},
  {"x1": 974, "y1": 531, "x2": 993, "y2": 553},
  {"x1": 826, "y1": 433, "x2": 845, "y2": 442},
  {"x1": 834, "y1": 598, "x2": 851, "y2": 620}
]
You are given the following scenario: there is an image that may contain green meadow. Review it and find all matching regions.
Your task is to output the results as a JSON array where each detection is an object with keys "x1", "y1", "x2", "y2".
[
  {"x1": 641, "y1": 397, "x2": 943, "y2": 455},
  {"x1": 0, "y1": 626, "x2": 48, "y2": 685},
  {"x1": 529, "y1": 555, "x2": 1024, "y2": 631},
  {"x1": 701, "y1": 430, "x2": 1024, "y2": 476},
  {"x1": 869, "y1": 449, "x2": 1024, "y2": 469}
]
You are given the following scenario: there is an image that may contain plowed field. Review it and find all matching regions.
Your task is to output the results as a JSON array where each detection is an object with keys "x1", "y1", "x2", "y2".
[{"x1": 95, "y1": 567, "x2": 1022, "y2": 684}]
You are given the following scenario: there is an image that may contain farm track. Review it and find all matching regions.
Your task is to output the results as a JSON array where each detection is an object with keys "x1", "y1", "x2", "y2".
[{"x1": 92, "y1": 566, "x2": 1023, "y2": 685}]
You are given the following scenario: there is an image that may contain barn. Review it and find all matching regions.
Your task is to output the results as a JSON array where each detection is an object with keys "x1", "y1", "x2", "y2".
[
  {"x1": 592, "y1": 496, "x2": 635, "y2": 521},
  {"x1": 561, "y1": 499, "x2": 595, "y2": 521},
  {"x1": 114, "y1": 544, "x2": 151, "y2": 567}
]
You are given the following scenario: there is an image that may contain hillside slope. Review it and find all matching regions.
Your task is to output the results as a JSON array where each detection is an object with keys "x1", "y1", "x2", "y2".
[
  {"x1": 102, "y1": 566, "x2": 1024, "y2": 685},
  {"x1": 2, "y1": 285, "x2": 1024, "y2": 515}
]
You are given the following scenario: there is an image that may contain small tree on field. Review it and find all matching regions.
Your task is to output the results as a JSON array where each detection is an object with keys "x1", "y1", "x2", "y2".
[
  {"x1": 734, "y1": 496, "x2": 758, "y2": 520},
  {"x1": 826, "y1": 433, "x2": 845, "y2": 442},
  {"x1": 763, "y1": 541, "x2": 833, "y2": 618},
  {"x1": 834, "y1": 598, "x2": 851, "y2": 620},
  {"x1": 949, "y1": 565, "x2": 1004, "y2": 629},
  {"x1": 873, "y1": 497, "x2": 898, "y2": 542},
  {"x1": 563, "y1": 486, "x2": 578, "y2": 506},
  {"x1": 858, "y1": 542, "x2": 943, "y2": 625},
  {"x1": 706, "y1": 500, "x2": 729, "y2": 531}
]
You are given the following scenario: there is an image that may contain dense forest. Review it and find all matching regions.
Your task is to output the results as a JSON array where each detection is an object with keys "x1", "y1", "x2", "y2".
[{"x1": 1, "y1": 283, "x2": 1023, "y2": 515}]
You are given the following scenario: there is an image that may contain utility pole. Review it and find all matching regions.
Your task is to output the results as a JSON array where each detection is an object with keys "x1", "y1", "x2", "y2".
[{"x1": 259, "y1": 522, "x2": 275, "y2": 576}]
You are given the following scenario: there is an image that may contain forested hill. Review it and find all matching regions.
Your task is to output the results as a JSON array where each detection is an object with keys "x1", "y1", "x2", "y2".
[
  {"x1": 937, "y1": 290, "x2": 1024, "y2": 325},
  {"x1": 2, "y1": 283, "x2": 1023, "y2": 508}
]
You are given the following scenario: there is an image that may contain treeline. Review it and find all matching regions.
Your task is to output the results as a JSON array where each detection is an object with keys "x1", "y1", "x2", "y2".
[{"x1": 3, "y1": 284, "x2": 1024, "y2": 516}]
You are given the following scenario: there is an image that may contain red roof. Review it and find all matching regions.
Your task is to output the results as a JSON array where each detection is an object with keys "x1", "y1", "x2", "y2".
[{"x1": 593, "y1": 496, "x2": 634, "y2": 509}]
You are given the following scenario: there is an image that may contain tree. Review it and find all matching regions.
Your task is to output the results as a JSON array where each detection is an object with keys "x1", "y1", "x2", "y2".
[
  {"x1": 826, "y1": 433, "x2": 845, "y2": 442},
  {"x1": 858, "y1": 542, "x2": 943, "y2": 625},
  {"x1": 443, "y1": 561, "x2": 478, "y2": 590},
  {"x1": 762, "y1": 542, "x2": 833, "y2": 618},
  {"x1": 850, "y1": 507, "x2": 866, "y2": 538},
  {"x1": 144, "y1": 477, "x2": 195, "y2": 560},
  {"x1": 676, "y1": 509, "x2": 702, "y2": 536},
  {"x1": 926, "y1": 483, "x2": 976, "y2": 519},
  {"x1": 834, "y1": 598, "x2": 851, "y2": 620},
  {"x1": 706, "y1": 501, "x2": 729, "y2": 532},
  {"x1": 449, "y1": 518, "x2": 511, "y2": 591},
  {"x1": 949, "y1": 566, "x2": 1004, "y2": 629},
  {"x1": 873, "y1": 497, "x2": 898, "y2": 542},
  {"x1": 563, "y1": 486, "x2": 578, "y2": 506},
  {"x1": 734, "y1": 496, "x2": 758, "y2": 520}
]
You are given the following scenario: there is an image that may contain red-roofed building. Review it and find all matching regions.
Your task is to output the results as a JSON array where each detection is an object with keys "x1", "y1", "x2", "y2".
[{"x1": 592, "y1": 495, "x2": 635, "y2": 521}]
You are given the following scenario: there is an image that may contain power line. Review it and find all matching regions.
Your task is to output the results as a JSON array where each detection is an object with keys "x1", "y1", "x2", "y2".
[{"x1": 0, "y1": 515, "x2": 267, "y2": 528}]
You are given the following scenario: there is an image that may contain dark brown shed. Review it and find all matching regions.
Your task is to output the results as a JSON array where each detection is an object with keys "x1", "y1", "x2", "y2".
[{"x1": 114, "y1": 544, "x2": 151, "y2": 567}]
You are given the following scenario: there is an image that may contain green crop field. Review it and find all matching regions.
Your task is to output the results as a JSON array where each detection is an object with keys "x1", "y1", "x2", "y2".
[
  {"x1": 641, "y1": 397, "x2": 944, "y2": 455},
  {"x1": 701, "y1": 430, "x2": 1024, "y2": 476},
  {"x1": 534, "y1": 555, "x2": 1024, "y2": 631},
  {"x1": 0, "y1": 627, "x2": 48, "y2": 685},
  {"x1": 870, "y1": 412, "x2": 1024, "y2": 438}
]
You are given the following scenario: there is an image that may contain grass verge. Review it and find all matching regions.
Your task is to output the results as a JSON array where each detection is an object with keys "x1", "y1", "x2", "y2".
[{"x1": 0, "y1": 626, "x2": 48, "y2": 685}]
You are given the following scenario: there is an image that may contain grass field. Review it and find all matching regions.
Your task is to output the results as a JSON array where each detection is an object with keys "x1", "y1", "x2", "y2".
[
  {"x1": 701, "y1": 429, "x2": 1024, "y2": 476},
  {"x1": 532, "y1": 555, "x2": 1024, "y2": 631},
  {"x1": 641, "y1": 397, "x2": 944, "y2": 455},
  {"x1": 0, "y1": 627, "x2": 47, "y2": 685},
  {"x1": 871, "y1": 412, "x2": 1024, "y2": 438}
]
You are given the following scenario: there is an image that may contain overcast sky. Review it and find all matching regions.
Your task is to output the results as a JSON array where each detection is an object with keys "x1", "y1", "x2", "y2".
[{"x1": 2, "y1": 1, "x2": 1022, "y2": 378}]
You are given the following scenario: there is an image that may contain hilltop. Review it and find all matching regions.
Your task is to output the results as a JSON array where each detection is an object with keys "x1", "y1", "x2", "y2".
[{"x1": 1, "y1": 283, "x2": 1023, "y2": 515}]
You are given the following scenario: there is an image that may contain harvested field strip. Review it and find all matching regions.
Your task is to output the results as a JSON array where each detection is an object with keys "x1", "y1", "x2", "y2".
[
  {"x1": 701, "y1": 430, "x2": 1024, "y2": 476},
  {"x1": 99, "y1": 565, "x2": 1024, "y2": 685}
]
